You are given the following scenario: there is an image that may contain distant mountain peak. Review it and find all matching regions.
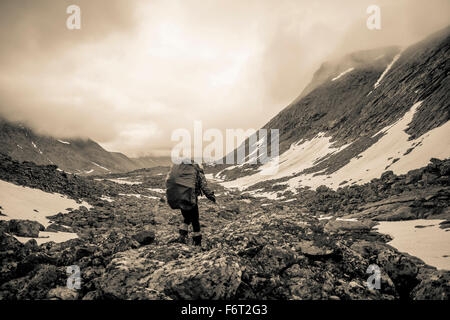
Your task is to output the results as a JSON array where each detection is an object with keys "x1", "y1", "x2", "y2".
[{"x1": 0, "y1": 119, "x2": 171, "y2": 175}]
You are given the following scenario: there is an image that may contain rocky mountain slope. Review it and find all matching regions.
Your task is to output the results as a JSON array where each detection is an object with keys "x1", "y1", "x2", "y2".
[
  {"x1": 0, "y1": 156, "x2": 448, "y2": 300},
  {"x1": 131, "y1": 156, "x2": 173, "y2": 169},
  {"x1": 0, "y1": 26, "x2": 449, "y2": 302},
  {"x1": 0, "y1": 119, "x2": 171, "y2": 175},
  {"x1": 218, "y1": 26, "x2": 450, "y2": 192}
]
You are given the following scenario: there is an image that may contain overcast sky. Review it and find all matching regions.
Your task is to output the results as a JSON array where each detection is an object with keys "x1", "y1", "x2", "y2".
[{"x1": 0, "y1": 0, "x2": 448, "y2": 157}]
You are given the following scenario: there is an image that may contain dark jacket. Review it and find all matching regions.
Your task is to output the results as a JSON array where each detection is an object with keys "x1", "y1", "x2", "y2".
[{"x1": 192, "y1": 163, "x2": 215, "y2": 200}]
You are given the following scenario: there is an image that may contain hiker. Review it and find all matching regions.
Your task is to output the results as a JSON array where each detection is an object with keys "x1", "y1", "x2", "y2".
[{"x1": 165, "y1": 160, "x2": 216, "y2": 246}]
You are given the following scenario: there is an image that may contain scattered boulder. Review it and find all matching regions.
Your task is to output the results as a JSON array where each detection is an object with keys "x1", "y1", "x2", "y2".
[
  {"x1": 6, "y1": 219, "x2": 45, "y2": 238},
  {"x1": 439, "y1": 220, "x2": 450, "y2": 229},
  {"x1": 1, "y1": 154, "x2": 449, "y2": 301},
  {"x1": 376, "y1": 250, "x2": 420, "y2": 299},
  {"x1": 146, "y1": 249, "x2": 242, "y2": 299},
  {"x1": 324, "y1": 219, "x2": 374, "y2": 233},
  {"x1": 47, "y1": 286, "x2": 79, "y2": 300},
  {"x1": 296, "y1": 241, "x2": 334, "y2": 258},
  {"x1": 45, "y1": 223, "x2": 72, "y2": 233},
  {"x1": 411, "y1": 269, "x2": 450, "y2": 300},
  {"x1": 251, "y1": 245, "x2": 298, "y2": 276},
  {"x1": 224, "y1": 203, "x2": 241, "y2": 215},
  {"x1": 218, "y1": 211, "x2": 234, "y2": 220},
  {"x1": 132, "y1": 230, "x2": 155, "y2": 246},
  {"x1": 373, "y1": 206, "x2": 417, "y2": 221},
  {"x1": 16, "y1": 264, "x2": 64, "y2": 299}
]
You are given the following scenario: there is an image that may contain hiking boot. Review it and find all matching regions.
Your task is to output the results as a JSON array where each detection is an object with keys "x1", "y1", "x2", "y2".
[
  {"x1": 178, "y1": 229, "x2": 188, "y2": 244},
  {"x1": 192, "y1": 234, "x2": 202, "y2": 246}
]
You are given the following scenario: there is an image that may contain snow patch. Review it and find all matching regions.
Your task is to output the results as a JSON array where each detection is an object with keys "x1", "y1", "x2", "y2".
[
  {"x1": 31, "y1": 141, "x2": 43, "y2": 154},
  {"x1": 147, "y1": 188, "x2": 165, "y2": 193},
  {"x1": 374, "y1": 53, "x2": 401, "y2": 88},
  {"x1": 375, "y1": 219, "x2": 450, "y2": 270},
  {"x1": 57, "y1": 139, "x2": 71, "y2": 145},
  {"x1": 331, "y1": 67, "x2": 354, "y2": 81},
  {"x1": 91, "y1": 162, "x2": 110, "y2": 171},
  {"x1": 243, "y1": 188, "x2": 285, "y2": 200},
  {"x1": 100, "y1": 195, "x2": 114, "y2": 202},
  {"x1": 119, "y1": 193, "x2": 159, "y2": 199},
  {"x1": 205, "y1": 173, "x2": 224, "y2": 182},
  {"x1": 221, "y1": 101, "x2": 450, "y2": 192},
  {"x1": 0, "y1": 179, "x2": 92, "y2": 227},
  {"x1": 221, "y1": 132, "x2": 350, "y2": 190},
  {"x1": 336, "y1": 218, "x2": 358, "y2": 222},
  {"x1": 107, "y1": 178, "x2": 142, "y2": 185},
  {"x1": 14, "y1": 231, "x2": 78, "y2": 245},
  {"x1": 283, "y1": 101, "x2": 450, "y2": 191}
]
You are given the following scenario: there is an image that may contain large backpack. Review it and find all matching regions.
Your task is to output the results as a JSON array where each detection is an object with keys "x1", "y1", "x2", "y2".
[{"x1": 166, "y1": 163, "x2": 198, "y2": 210}]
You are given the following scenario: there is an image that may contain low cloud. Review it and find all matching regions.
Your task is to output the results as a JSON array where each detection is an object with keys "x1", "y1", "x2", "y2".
[{"x1": 0, "y1": 0, "x2": 448, "y2": 157}]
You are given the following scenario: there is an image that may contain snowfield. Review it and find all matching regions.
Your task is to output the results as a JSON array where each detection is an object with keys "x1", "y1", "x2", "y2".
[
  {"x1": 221, "y1": 131, "x2": 350, "y2": 191},
  {"x1": 375, "y1": 219, "x2": 450, "y2": 270},
  {"x1": 14, "y1": 231, "x2": 78, "y2": 245},
  {"x1": 0, "y1": 179, "x2": 91, "y2": 243},
  {"x1": 221, "y1": 101, "x2": 450, "y2": 193}
]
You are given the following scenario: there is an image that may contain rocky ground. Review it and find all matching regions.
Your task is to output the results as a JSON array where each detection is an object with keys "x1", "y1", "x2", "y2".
[
  {"x1": 0, "y1": 154, "x2": 449, "y2": 300},
  {"x1": 245, "y1": 158, "x2": 450, "y2": 222}
]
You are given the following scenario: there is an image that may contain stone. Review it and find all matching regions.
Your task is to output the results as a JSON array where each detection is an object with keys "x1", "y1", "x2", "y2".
[
  {"x1": 405, "y1": 169, "x2": 422, "y2": 184},
  {"x1": 376, "y1": 251, "x2": 420, "y2": 299},
  {"x1": 1, "y1": 152, "x2": 450, "y2": 301},
  {"x1": 132, "y1": 230, "x2": 156, "y2": 246},
  {"x1": 218, "y1": 211, "x2": 234, "y2": 220},
  {"x1": 373, "y1": 206, "x2": 416, "y2": 221},
  {"x1": 296, "y1": 241, "x2": 334, "y2": 257},
  {"x1": 411, "y1": 270, "x2": 450, "y2": 300},
  {"x1": 45, "y1": 223, "x2": 72, "y2": 233},
  {"x1": 146, "y1": 249, "x2": 242, "y2": 299},
  {"x1": 251, "y1": 245, "x2": 298, "y2": 276},
  {"x1": 7, "y1": 219, "x2": 45, "y2": 238},
  {"x1": 422, "y1": 172, "x2": 438, "y2": 184},
  {"x1": 47, "y1": 287, "x2": 79, "y2": 300},
  {"x1": 324, "y1": 220, "x2": 374, "y2": 232}
]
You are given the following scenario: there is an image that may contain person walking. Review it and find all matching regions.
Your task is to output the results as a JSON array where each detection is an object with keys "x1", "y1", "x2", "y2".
[{"x1": 166, "y1": 160, "x2": 215, "y2": 246}]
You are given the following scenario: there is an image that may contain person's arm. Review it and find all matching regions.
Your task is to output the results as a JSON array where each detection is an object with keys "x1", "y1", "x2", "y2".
[{"x1": 196, "y1": 166, "x2": 216, "y2": 202}]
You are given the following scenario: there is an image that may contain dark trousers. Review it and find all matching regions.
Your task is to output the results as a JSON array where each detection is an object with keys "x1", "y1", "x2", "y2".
[{"x1": 181, "y1": 204, "x2": 200, "y2": 233}]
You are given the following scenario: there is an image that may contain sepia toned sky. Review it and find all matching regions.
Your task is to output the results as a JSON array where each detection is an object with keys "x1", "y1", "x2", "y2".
[{"x1": 0, "y1": 0, "x2": 449, "y2": 157}]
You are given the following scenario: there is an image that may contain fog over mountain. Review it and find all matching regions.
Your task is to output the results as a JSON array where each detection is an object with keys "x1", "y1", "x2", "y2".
[{"x1": 0, "y1": 0, "x2": 449, "y2": 157}]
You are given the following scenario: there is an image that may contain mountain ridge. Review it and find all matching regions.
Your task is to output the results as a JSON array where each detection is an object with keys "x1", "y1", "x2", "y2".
[
  {"x1": 0, "y1": 118, "x2": 171, "y2": 175},
  {"x1": 218, "y1": 26, "x2": 450, "y2": 193}
]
